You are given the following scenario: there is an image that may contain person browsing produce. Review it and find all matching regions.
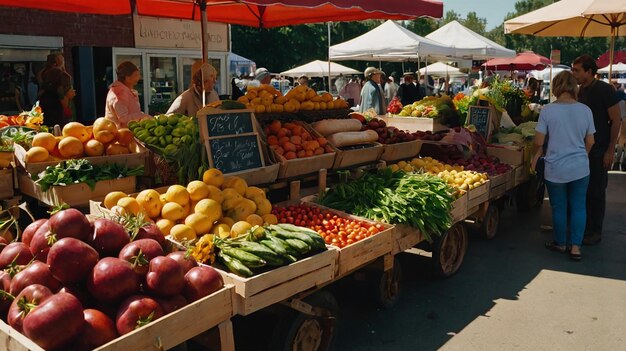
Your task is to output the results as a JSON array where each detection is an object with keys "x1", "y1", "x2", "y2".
[
  {"x1": 167, "y1": 61, "x2": 219, "y2": 117},
  {"x1": 105, "y1": 61, "x2": 151, "y2": 128},
  {"x1": 532, "y1": 71, "x2": 595, "y2": 261},
  {"x1": 571, "y1": 54, "x2": 622, "y2": 246},
  {"x1": 359, "y1": 67, "x2": 387, "y2": 114}
]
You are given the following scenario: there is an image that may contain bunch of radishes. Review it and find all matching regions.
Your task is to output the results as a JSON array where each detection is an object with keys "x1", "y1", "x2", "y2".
[{"x1": 0, "y1": 209, "x2": 223, "y2": 350}]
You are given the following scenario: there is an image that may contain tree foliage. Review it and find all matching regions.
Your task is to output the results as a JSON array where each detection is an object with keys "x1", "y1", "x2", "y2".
[{"x1": 231, "y1": 0, "x2": 626, "y2": 75}]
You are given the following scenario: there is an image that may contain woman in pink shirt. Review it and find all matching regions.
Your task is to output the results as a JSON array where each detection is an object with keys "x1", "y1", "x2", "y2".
[{"x1": 105, "y1": 61, "x2": 151, "y2": 128}]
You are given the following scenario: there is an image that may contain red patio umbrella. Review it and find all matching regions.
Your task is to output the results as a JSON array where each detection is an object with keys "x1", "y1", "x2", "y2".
[
  {"x1": 482, "y1": 51, "x2": 552, "y2": 71},
  {"x1": 0, "y1": 0, "x2": 443, "y2": 62},
  {"x1": 596, "y1": 50, "x2": 626, "y2": 68}
]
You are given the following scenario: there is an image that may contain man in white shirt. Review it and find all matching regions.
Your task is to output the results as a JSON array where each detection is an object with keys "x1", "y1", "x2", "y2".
[{"x1": 384, "y1": 76, "x2": 399, "y2": 104}]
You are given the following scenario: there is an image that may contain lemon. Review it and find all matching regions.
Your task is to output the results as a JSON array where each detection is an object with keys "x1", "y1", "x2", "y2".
[
  {"x1": 218, "y1": 217, "x2": 235, "y2": 227},
  {"x1": 211, "y1": 223, "x2": 231, "y2": 238},
  {"x1": 222, "y1": 176, "x2": 247, "y2": 195},
  {"x1": 262, "y1": 214, "x2": 278, "y2": 225},
  {"x1": 165, "y1": 185, "x2": 190, "y2": 206},
  {"x1": 156, "y1": 219, "x2": 175, "y2": 235},
  {"x1": 245, "y1": 214, "x2": 263, "y2": 227},
  {"x1": 187, "y1": 181, "x2": 210, "y2": 202},
  {"x1": 194, "y1": 199, "x2": 222, "y2": 223},
  {"x1": 184, "y1": 213, "x2": 213, "y2": 235},
  {"x1": 389, "y1": 164, "x2": 400, "y2": 172},
  {"x1": 244, "y1": 186, "x2": 266, "y2": 200},
  {"x1": 161, "y1": 202, "x2": 186, "y2": 222},
  {"x1": 104, "y1": 191, "x2": 127, "y2": 210},
  {"x1": 230, "y1": 221, "x2": 252, "y2": 238},
  {"x1": 205, "y1": 185, "x2": 224, "y2": 204},
  {"x1": 255, "y1": 198, "x2": 272, "y2": 216},
  {"x1": 136, "y1": 189, "x2": 163, "y2": 218},
  {"x1": 202, "y1": 168, "x2": 224, "y2": 188},
  {"x1": 397, "y1": 161, "x2": 407, "y2": 169},
  {"x1": 117, "y1": 197, "x2": 142, "y2": 215},
  {"x1": 170, "y1": 224, "x2": 197, "y2": 242}
]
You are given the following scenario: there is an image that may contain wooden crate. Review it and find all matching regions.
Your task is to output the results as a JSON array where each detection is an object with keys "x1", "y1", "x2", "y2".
[
  {"x1": 381, "y1": 140, "x2": 423, "y2": 162},
  {"x1": 486, "y1": 145, "x2": 524, "y2": 166},
  {"x1": 383, "y1": 115, "x2": 448, "y2": 133},
  {"x1": 451, "y1": 192, "x2": 468, "y2": 224},
  {"x1": 506, "y1": 167, "x2": 518, "y2": 191},
  {"x1": 514, "y1": 165, "x2": 530, "y2": 186},
  {"x1": 0, "y1": 285, "x2": 235, "y2": 351},
  {"x1": 291, "y1": 198, "x2": 395, "y2": 276},
  {"x1": 276, "y1": 152, "x2": 336, "y2": 179},
  {"x1": 332, "y1": 143, "x2": 384, "y2": 169},
  {"x1": 14, "y1": 142, "x2": 148, "y2": 176},
  {"x1": 226, "y1": 162, "x2": 279, "y2": 186},
  {"x1": 20, "y1": 174, "x2": 136, "y2": 208},
  {"x1": 219, "y1": 248, "x2": 337, "y2": 316},
  {"x1": 392, "y1": 224, "x2": 424, "y2": 255},
  {"x1": 0, "y1": 167, "x2": 14, "y2": 200},
  {"x1": 334, "y1": 218, "x2": 393, "y2": 278},
  {"x1": 467, "y1": 181, "x2": 490, "y2": 212}
]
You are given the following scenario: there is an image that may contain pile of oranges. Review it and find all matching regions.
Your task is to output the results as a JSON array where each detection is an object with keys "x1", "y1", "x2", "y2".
[
  {"x1": 264, "y1": 120, "x2": 334, "y2": 160},
  {"x1": 25, "y1": 117, "x2": 133, "y2": 163}
]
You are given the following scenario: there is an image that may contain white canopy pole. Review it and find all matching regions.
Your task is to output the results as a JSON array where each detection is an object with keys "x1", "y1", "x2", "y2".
[{"x1": 327, "y1": 22, "x2": 332, "y2": 92}]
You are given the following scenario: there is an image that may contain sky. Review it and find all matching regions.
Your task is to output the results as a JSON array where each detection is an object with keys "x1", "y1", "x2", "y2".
[{"x1": 442, "y1": 0, "x2": 519, "y2": 31}]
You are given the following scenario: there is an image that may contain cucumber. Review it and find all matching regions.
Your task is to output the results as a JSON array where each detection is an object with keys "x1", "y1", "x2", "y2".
[
  {"x1": 284, "y1": 238, "x2": 311, "y2": 255},
  {"x1": 219, "y1": 251, "x2": 254, "y2": 277},
  {"x1": 274, "y1": 223, "x2": 326, "y2": 249},
  {"x1": 260, "y1": 239, "x2": 288, "y2": 256},
  {"x1": 268, "y1": 225, "x2": 316, "y2": 247},
  {"x1": 220, "y1": 247, "x2": 266, "y2": 268},
  {"x1": 266, "y1": 234, "x2": 300, "y2": 258},
  {"x1": 234, "y1": 241, "x2": 284, "y2": 266}
]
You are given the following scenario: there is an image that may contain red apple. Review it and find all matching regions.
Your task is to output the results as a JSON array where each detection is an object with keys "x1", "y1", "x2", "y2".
[
  {"x1": 23, "y1": 292, "x2": 84, "y2": 350},
  {"x1": 183, "y1": 266, "x2": 224, "y2": 302},
  {"x1": 21, "y1": 219, "x2": 47, "y2": 246},
  {"x1": 167, "y1": 251, "x2": 197, "y2": 274},
  {"x1": 115, "y1": 295, "x2": 163, "y2": 335},
  {"x1": 10, "y1": 261, "x2": 61, "y2": 295},
  {"x1": 47, "y1": 237, "x2": 99, "y2": 283},
  {"x1": 118, "y1": 239, "x2": 164, "y2": 277},
  {"x1": 87, "y1": 257, "x2": 140, "y2": 302},
  {"x1": 48, "y1": 208, "x2": 91, "y2": 242},
  {"x1": 0, "y1": 242, "x2": 34, "y2": 269},
  {"x1": 90, "y1": 218, "x2": 130, "y2": 257},
  {"x1": 146, "y1": 256, "x2": 185, "y2": 297}
]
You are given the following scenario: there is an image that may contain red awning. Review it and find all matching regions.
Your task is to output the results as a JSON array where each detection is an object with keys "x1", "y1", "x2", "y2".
[
  {"x1": 0, "y1": 0, "x2": 443, "y2": 27},
  {"x1": 483, "y1": 51, "x2": 552, "y2": 71},
  {"x1": 596, "y1": 50, "x2": 626, "y2": 68}
]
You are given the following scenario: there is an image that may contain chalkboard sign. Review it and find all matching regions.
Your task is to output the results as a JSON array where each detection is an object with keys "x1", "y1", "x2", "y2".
[
  {"x1": 206, "y1": 111, "x2": 254, "y2": 137},
  {"x1": 468, "y1": 106, "x2": 492, "y2": 139},
  {"x1": 209, "y1": 134, "x2": 263, "y2": 174}
]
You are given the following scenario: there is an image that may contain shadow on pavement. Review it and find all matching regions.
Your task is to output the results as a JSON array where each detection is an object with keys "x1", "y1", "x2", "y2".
[{"x1": 333, "y1": 173, "x2": 626, "y2": 351}]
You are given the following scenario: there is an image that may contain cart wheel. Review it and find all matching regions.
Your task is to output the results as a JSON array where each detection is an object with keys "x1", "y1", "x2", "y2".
[
  {"x1": 378, "y1": 257, "x2": 402, "y2": 308},
  {"x1": 479, "y1": 204, "x2": 500, "y2": 240},
  {"x1": 432, "y1": 223, "x2": 468, "y2": 278},
  {"x1": 271, "y1": 290, "x2": 338, "y2": 351}
]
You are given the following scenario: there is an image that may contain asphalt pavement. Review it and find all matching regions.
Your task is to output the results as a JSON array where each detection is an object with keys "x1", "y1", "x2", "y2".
[{"x1": 332, "y1": 172, "x2": 626, "y2": 351}]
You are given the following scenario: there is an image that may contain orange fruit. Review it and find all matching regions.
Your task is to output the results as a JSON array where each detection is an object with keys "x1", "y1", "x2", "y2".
[
  {"x1": 84, "y1": 139, "x2": 104, "y2": 156},
  {"x1": 32, "y1": 133, "x2": 57, "y2": 153},
  {"x1": 62, "y1": 122, "x2": 90, "y2": 143},
  {"x1": 58, "y1": 137, "x2": 84, "y2": 159}
]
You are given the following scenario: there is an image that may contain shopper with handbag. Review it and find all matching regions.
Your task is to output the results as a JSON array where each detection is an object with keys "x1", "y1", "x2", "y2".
[{"x1": 531, "y1": 71, "x2": 595, "y2": 261}]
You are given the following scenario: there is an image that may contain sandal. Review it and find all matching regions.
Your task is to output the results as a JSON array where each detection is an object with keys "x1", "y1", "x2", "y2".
[
  {"x1": 545, "y1": 241, "x2": 567, "y2": 253},
  {"x1": 569, "y1": 250, "x2": 582, "y2": 261}
]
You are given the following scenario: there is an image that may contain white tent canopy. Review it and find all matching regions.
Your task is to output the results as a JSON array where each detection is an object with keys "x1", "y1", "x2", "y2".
[
  {"x1": 329, "y1": 20, "x2": 456, "y2": 61},
  {"x1": 598, "y1": 62, "x2": 626, "y2": 74},
  {"x1": 425, "y1": 20, "x2": 516, "y2": 60},
  {"x1": 280, "y1": 60, "x2": 360, "y2": 77},
  {"x1": 530, "y1": 64, "x2": 571, "y2": 81},
  {"x1": 418, "y1": 62, "x2": 466, "y2": 77}
]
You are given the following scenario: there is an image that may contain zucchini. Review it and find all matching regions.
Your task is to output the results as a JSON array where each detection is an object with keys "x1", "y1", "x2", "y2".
[
  {"x1": 260, "y1": 239, "x2": 288, "y2": 256},
  {"x1": 220, "y1": 247, "x2": 266, "y2": 268},
  {"x1": 268, "y1": 225, "x2": 316, "y2": 247},
  {"x1": 274, "y1": 224, "x2": 326, "y2": 250},
  {"x1": 234, "y1": 241, "x2": 284, "y2": 266},
  {"x1": 284, "y1": 238, "x2": 311, "y2": 255},
  {"x1": 219, "y1": 251, "x2": 254, "y2": 277},
  {"x1": 266, "y1": 234, "x2": 300, "y2": 257}
]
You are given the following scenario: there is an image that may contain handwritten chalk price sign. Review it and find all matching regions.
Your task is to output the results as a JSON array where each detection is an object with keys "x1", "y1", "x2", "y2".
[
  {"x1": 467, "y1": 106, "x2": 493, "y2": 140},
  {"x1": 206, "y1": 111, "x2": 254, "y2": 137},
  {"x1": 197, "y1": 108, "x2": 266, "y2": 174}
]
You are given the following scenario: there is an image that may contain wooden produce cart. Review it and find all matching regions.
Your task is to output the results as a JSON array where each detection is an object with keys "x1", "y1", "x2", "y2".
[
  {"x1": 19, "y1": 174, "x2": 137, "y2": 208},
  {"x1": 0, "y1": 285, "x2": 236, "y2": 351}
]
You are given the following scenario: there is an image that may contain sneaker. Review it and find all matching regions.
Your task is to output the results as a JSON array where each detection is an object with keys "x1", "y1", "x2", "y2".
[{"x1": 582, "y1": 233, "x2": 602, "y2": 246}]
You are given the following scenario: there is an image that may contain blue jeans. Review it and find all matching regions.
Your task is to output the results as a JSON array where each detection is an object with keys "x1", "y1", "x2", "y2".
[{"x1": 545, "y1": 176, "x2": 590, "y2": 246}]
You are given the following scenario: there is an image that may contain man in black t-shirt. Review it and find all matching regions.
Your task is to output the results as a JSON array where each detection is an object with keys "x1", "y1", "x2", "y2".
[
  {"x1": 397, "y1": 72, "x2": 424, "y2": 106},
  {"x1": 572, "y1": 54, "x2": 622, "y2": 245}
]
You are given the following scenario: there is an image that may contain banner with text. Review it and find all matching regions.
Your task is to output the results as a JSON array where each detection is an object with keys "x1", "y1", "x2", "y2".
[{"x1": 133, "y1": 15, "x2": 228, "y2": 51}]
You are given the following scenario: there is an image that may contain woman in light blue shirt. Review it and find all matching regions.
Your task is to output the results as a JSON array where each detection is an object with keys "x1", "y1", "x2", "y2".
[{"x1": 532, "y1": 71, "x2": 595, "y2": 261}]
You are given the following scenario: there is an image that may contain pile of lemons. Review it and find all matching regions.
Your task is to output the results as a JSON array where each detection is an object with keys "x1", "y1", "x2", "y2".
[
  {"x1": 389, "y1": 157, "x2": 488, "y2": 192},
  {"x1": 103, "y1": 168, "x2": 277, "y2": 242}
]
